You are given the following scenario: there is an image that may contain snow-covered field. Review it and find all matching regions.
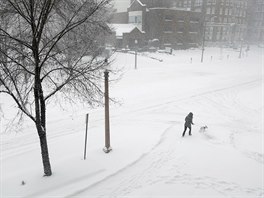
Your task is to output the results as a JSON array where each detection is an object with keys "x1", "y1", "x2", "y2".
[{"x1": 0, "y1": 47, "x2": 263, "y2": 198}]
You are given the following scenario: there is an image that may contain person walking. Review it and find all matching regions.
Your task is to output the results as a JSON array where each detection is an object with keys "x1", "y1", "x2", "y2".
[{"x1": 182, "y1": 112, "x2": 194, "y2": 137}]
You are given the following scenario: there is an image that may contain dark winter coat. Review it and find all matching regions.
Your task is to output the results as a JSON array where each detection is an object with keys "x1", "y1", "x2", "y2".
[{"x1": 184, "y1": 113, "x2": 194, "y2": 128}]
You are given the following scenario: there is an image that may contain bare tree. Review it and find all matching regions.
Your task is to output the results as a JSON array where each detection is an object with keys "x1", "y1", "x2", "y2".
[{"x1": 0, "y1": 0, "x2": 113, "y2": 176}]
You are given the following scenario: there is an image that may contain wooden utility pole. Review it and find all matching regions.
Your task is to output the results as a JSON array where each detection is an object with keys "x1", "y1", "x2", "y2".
[{"x1": 103, "y1": 70, "x2": 112, "y2": 153}]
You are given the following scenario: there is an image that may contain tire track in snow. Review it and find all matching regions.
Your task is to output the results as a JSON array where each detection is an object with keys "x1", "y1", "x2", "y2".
[
  {"x1": 25, "y1": 169, "x2": 105, "y2": 198},
  {"x1": 1, "y1": 79, "x2": 260, "y2": 160},
  {"x1": 117, "y1": 78, "x2": 262, "y2": 121},
  {"x1": 67, "y1": 126, "x2": 263, "y2": 198},
  {"x1": 64, "y1": 124, "x2": 175, "y2": 198}
]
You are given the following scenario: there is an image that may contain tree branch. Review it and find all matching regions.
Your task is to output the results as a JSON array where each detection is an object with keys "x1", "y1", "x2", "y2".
[
  {"x1": 0, "y1": 48, "x2": 35, "y2": 75},
  {"x1": 0, "y1": 79, "x2": 35, "y2": 123}
]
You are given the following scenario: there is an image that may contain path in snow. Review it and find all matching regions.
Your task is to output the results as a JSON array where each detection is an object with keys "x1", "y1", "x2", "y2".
[
  {"x1": 69, "y1": 130, "x2": 262, "y2": 198},
  {"x1": 65, "y1": 79, "x2": 263, "y2": 198}
]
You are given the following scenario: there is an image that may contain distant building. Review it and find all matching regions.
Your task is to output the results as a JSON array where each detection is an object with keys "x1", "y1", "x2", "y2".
[
  {"x1": 111, "y1": 0, "x2": 203, "y2": 49},
  {"x1": 144, "y1": 7, "x2": 202, "y2": 49},
  {"x1": 111, "y1": 0, "x2": 259, "y2": 48},
  {"x1": 161, "y1": 0, "x2": 248, "y2": 45},
  {"x1": 167, "y1": 0, "x2": 250, "y2": 45},
  {"x1": 109, "y1": 23, "x2": 145, "y2": 49},
  {"x1": 246, "y1": 0, "x2": 264, "y2": 44},
  {"x1": 203, "y1": 0, "x2": 248, "y2": 45}
]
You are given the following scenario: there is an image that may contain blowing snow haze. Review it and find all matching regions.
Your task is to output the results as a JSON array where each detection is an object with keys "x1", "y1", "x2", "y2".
[{"x1": 114, "y1": 0, "x2": 130, "y2": 12}]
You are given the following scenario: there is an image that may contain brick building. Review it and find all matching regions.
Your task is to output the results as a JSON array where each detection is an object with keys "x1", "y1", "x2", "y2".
[
  {"x1": 246, "y1": 0, "x2": 264, "y2": 44},
  {"x1": 111, "y1": 0, "x2": 203, "y2": 49},
  {"x1": 202, "y1": 0, "x2": 248, "y2": 45},
  {"x1": 161, "y1": 0, "x2": 249, "y2": 45},
  {"x1": 144, "y1": 8, "x2": 202, "y2": 49},
  {"x1": 111, "y1": 0, "x2": 260, "y2": 48}
]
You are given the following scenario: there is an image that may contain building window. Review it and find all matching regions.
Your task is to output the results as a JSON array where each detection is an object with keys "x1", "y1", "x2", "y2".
[
  {"x1": 165, "y1": 15, "x2": 173, "y2": 21},
  {"x1": 207, "y1": 7, "x2": 210, "y2": 14},
  {"x1": 190, "y1": 20, "x2": 199, "y2": 24},
  {"x1": 177, "y1": 18, "x2": 185, "y2": 23},
  {"x1": 129, "y1": 16, "x2": 142, "y2": 24},
  {"x1": 220, "y1": 8, "x2": 223, "y2": 15},
  {"x1": 195, "y1": 0, "x2": 202, "y2": 6},
  {"x1": 164, "y1": 24, "x2": 173, "y2": 32},
  {"x1": 217, "y1": 32, "x2": 221, "y2": 40},
  {"x1": 128, "y1": 11, "x2": 142, "y2": 24}
]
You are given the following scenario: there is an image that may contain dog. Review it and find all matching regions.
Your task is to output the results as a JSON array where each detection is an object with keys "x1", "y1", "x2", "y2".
[{"x1": 199, "y1": 125, "x2": 208, "y2": 133}]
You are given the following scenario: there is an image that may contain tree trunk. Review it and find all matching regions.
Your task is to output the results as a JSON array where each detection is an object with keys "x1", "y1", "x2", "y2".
[
  {"x1": 37, "y1": 126, "x2": 52, "y2": 176},
  {"x1": 35, "y1": 95, "x2": 52, "y2": 176},
  {"x1": 39, "y1": 85, "x2": 52, "y2": 176},
  {"x1": 34, "y1": 69, "x2": 52, "y2": 176}
]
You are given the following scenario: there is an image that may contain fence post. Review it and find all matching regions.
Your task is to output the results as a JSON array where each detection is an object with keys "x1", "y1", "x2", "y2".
[{"x1": 84, "y1": 113, "x2": 89, "y2": 160}]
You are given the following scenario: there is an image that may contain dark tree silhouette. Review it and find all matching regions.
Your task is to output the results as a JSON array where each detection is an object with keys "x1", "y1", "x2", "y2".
[{"x1": 0, "y1": 0, "x2": 112, "y2": 176}]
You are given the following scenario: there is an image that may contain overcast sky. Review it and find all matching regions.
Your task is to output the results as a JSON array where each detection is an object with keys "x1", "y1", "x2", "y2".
[{"x1": 114, "y1": 0, "x2": 130, "y2": 12}]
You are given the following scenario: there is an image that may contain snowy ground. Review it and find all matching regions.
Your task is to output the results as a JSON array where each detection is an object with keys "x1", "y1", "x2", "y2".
[{"x1": 0, "y1": 47, "x2": 263, "y2": 198}]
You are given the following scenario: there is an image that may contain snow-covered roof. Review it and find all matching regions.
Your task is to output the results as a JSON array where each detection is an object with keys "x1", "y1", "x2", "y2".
[
  {"x1": 149, "y1": 7, "x2": 191, "y2": 11},
  {"x1": 109, "y1": 24, "x2": 144, "y2": 38},
  {"x1": 130, "y1": 0, "x2": 146, "y2": 7}
]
